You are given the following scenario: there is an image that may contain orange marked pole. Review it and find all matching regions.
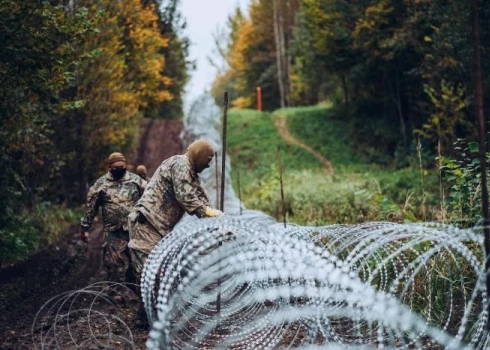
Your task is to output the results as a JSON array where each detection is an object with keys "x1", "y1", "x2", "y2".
[{"x1": 256, "y1": 86, "x2": 262, "y2": 111}]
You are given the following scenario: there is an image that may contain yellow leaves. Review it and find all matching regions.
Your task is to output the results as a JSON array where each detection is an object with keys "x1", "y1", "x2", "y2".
[
  {"x1": 353, "y1": 0, "x2": 395, "y2": 55},
  {"x1": 439, "y1": 56, "x2": 459, "y2": 69},
  {"x1": 229, "y1": 18, "x2": 254, "y2": 73},
  {"x1": 73, "y1": 0, "x2": 172, "y2": 153},
  {"x1": 232, "y1": 96, "x2": 253, "y2": 109},
  {"x1": 421, "y1": 80, "x2": 467, "y2": 148},
  {"x1": 156, "y1": 90, "x2": 173, "y2": 103},
  {"x1": 162, "y1": 76, "x2": 173, "y2": 86}
]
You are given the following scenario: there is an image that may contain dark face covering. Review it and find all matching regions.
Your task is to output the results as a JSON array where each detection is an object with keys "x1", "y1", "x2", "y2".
[{"x1": 110, "y1": 168, "x2": 126, "y2": 180}]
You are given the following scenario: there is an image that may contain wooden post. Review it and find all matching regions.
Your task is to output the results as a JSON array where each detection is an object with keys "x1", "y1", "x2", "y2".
[
  {"x1": 257, "y1": 86, "x2": 262, "y2": 111},
  {"x1": 277, "y1": 146, "x2": 286, "y2": 228}
]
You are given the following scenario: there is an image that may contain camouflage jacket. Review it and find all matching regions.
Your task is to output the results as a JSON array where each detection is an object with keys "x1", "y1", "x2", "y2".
[
  {"x1": 81, "y1": 171, "x2": 147, "y2": 232},
  {"x1": 128, "y1": 155, "x2": 210, "y2": 252}
]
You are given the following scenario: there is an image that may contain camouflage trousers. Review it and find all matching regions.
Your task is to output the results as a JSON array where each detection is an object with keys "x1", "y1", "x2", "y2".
[
  {"x1": 103, "y1": 229, "x2": 134, "y2": 284},
  {"x1": 127, "y1": 217, "x2": 159, "y2": 281}
]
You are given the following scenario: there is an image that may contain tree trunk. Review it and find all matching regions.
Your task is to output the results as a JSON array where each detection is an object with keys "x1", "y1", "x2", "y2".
[
  {"x1": 471, "y1": 0, "x2": 490, "y2": 329},
  {"x1": 278, "y1": 1, "x2": 289, "y2": 107},
  {"x1": 396, "y1": 71, "x2": 407, "y2": 147},
  {"x1": 341, "y1": 72, "x2": 349, "y2": 110},
  {"x1": 75, "y1": 111, "x2": 87, "y2": 203},
  {"x1": 273, "y1": 0, "x2": 286, "y2": 108},
  {"x1": 64, "y1": 0, "x2": 76, "y2": 14}
]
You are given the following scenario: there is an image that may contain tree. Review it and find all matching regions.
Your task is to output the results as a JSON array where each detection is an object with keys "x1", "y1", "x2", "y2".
[
  {"x1": 59, "y1": 0, "x2": 170, "y2": 201},
  {"x1": 144, "y1": 0, "x2": 192, "y2": 119},
  {"x1": 0, "y1": 0, "x2": 96, "y2": 259}
]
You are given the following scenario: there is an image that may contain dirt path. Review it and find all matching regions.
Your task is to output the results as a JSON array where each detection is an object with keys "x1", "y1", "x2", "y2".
[
  {"x1": 275, "y1": 115, "x2": 334, "y2": 174},
  {"x1": 0, "y1": 119, "x2": 183, "y2": 349}
]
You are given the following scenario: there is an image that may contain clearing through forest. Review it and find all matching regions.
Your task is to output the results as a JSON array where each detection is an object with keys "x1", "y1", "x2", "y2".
[{"x1": 274, "y1": 114, "x2": 334, "y2": 174}]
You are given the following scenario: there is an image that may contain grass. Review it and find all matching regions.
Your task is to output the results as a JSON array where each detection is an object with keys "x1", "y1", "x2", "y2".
[
  {"x1": 228, "y1": 106, "x2": 482, "y2": 336},
  {"x1": 275, "y1": 105, "x2": 360, "y2": 168},
  {"x1": 227, "y1": 106, "x2": 441, "y2": 224},
  {"x1": 227, "y1": 108, "x2": 322, "y2": 190}
]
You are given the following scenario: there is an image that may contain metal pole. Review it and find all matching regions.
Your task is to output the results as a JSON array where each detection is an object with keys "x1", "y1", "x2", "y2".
[
  {"x1": 217, "y1": 92, "x2": 228, "y2": 314},
  {"x1": 277, "y1": 146, "x2": 286, "y2": 228},
  {"x1": 214, "y1": 151, "x2": 219, "y2": 209},
  {"x1": 471, "y1": 0, "x2": 490, "y2": 328},
  {"x1": 220, "y1": 92, "x2": 228, "y2": 213}
]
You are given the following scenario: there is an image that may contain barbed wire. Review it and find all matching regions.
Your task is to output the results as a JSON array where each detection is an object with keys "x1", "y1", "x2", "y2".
[
  {"x1": 31, "y1": 282, "x2": 139, "y2": 349},
  {"x1": 143, "y1": 216, "x2": 488, "y2": 349}
]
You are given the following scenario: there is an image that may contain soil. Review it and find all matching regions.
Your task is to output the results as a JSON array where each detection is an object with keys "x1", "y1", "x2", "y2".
[
  {"x1": 134, "y1": 119, "x2": 184, "y2": 178},
  {"x1": 0, "y1": 119, "x2": 183, "y2": 350}
]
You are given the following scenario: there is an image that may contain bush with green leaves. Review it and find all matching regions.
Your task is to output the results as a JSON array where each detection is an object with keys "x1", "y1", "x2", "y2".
[
  {"x1": 0, "y1": 203, "x2": 82, "y2": 267},
  {"x1": 440, "y1": 139, "x2": 490, "y2": 227},
  {"x1": 243, "y1": 167, "x2": 429, "y2": 225}
]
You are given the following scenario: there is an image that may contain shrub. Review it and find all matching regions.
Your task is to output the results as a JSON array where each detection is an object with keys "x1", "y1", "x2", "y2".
[{"x1": 0, "y1": 203, "x2": 82, "y2": 267}]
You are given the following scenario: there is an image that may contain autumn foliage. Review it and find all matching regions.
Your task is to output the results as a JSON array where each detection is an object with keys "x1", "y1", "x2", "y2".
[
  {"x1": 213, "y1": 0, "x2": 490, "y2": 164},
  {"x1": 0, "y1": 0, "x2": 189, "y2": 261}
]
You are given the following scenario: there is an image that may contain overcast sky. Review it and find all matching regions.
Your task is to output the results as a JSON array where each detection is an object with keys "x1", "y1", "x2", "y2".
[{"x1": 180, "y1": 0, "x2": 249, "y2": 111}]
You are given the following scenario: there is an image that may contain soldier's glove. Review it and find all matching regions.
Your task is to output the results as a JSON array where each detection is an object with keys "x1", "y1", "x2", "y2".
[
  {"x1": 80, "y1": 231, "x2": 89, "y2": 243},
  {"x1": 205, "y1": 207, "x2": 224, "y2": 217}
]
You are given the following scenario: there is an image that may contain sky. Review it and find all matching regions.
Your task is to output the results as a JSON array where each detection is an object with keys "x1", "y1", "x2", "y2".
[{"x1": 180, "y1": 0, "x2": 249, "y2": 112}]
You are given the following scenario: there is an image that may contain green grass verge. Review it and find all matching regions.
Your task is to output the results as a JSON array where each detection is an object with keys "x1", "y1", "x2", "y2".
[
  {"x1": 227, "y1": 107, "x2": 441, "y2": 225},
  {"x1": 227, "y1": 108, "x2": 323, "y2": 188},
  {"x1": 275, "y1": 105, "x2": 360, "y2": 167}
]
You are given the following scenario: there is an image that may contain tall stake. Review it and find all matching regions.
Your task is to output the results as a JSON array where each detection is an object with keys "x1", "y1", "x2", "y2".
[
  {"x1": 237, "y1": 171, "x2": 243, "y2": 216},
  {"x1": 220, "y1": 92, "x2": 228, "y2": 213},
  {"x1": 277, "y1": 146, "x2": 286, "y2": 228},
  {"x1": 471, "y1": 0, "x2": 490, "y2": 328},
  {"x1": 217, "y1": 91, "x2": 228, "y2": 314},
  {"x1": 214, "y1": 151, "x2": 219, "y2": 209}
]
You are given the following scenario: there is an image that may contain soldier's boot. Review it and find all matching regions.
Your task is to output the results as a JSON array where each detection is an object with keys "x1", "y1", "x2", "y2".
[
  {"x1": 136, "y1": 301, "x2": 150, "y2": 330},
  {"x1": 125, "y1": 265, "x2": 138, "y2": 295}
]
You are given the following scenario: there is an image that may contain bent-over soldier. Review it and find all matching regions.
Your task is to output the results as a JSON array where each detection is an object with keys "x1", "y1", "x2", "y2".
[
  {"x1": 135, "y1": 164, "x2": 148, "y2": 181},
  {"x1": 128, "y1": 139, "x2": 222, "y2": 281}
]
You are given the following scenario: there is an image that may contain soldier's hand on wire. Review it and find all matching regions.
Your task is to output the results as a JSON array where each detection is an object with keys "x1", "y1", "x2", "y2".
[
  {"x1": 80, "y1": 231, "x2": 89, "y2": 243},
  {"x1": 205, "y1": 207, "x2": 224, "y2": 217}
]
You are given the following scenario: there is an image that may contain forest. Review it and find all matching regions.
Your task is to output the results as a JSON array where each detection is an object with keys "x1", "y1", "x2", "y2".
[
  {"x1": 210, "y1": 0, "x2": 490, "y2": 229},
  {"x1": 1, "y1": 1, "x2": 490, "y2": 348},
  {"x1": 0, "y1": 0, "x2": 190, "y2": 264},
  {"x1": 1, "y1": 0, "x2": 489, "y2": 273},
  {"x1": 212, "y1": 0, "x2": 490, "y2": 162}
]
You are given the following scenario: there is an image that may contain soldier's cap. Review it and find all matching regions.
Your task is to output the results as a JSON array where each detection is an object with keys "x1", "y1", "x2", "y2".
[
  {"x1": 108, "y1": 152, "x2": 126, "y2": 165},
  {"x1": 136, "y1": 165, "x2": 147, "y2": 176}
]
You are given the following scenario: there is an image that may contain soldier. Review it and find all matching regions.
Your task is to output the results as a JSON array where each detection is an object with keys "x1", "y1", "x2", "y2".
[
  {"x1": 127, "y1": 139, "x2": 222, "y2": 325},
  {"x1": 80, "y1": 152, "x2": 147, "y2": 283},
  {"x1": 135, "y1": 164, "x2": 148, "y2": 181}
]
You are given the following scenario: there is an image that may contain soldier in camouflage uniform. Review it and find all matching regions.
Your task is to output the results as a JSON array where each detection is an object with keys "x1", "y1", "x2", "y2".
[
  {"x1": 135, "y1": 164, "x2": 148, "y2": 181},
  {"x1": 80, "y1": 152, "x2": 147, "y2": 283},
  {"x1": 128, "y1": 139, "x2": 223, "y2": 281}
]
